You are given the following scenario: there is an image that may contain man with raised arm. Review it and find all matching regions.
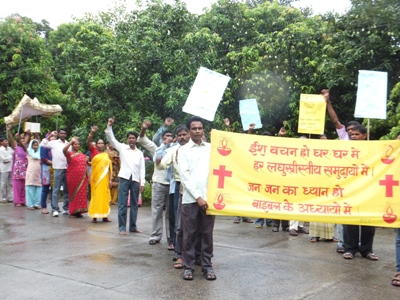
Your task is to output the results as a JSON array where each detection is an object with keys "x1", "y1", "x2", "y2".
[
  {"x1": 322, "y1": 89, "x2": 359, "y2": 140},
  {"x1": 323, "y1": 89, "x2": 360, "y2": 253},
  {"x1": 105, "y1": 118, "x2": 145, "y2": 235}
]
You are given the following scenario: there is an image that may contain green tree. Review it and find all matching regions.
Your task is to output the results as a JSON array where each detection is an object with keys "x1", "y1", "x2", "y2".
[{"x1": 0, "y1": 16, "x2": 65, "y2": 131}]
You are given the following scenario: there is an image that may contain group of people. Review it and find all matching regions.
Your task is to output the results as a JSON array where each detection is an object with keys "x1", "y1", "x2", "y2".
[
  {"x1": 1, "y1": 88, "x2": 399, "y2": 284},
  {"x1": 0, "y1": 125, "x2": 120, "y2": 223}
]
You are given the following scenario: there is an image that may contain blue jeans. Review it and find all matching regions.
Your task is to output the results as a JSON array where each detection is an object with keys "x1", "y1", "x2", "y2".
[
  {"x1": 118, "y1": 178, "x2": 139, "y2": 232},
  {"x1": 395, "y1": 229, "x2": 400, "y2": 272},
  {"x1": 51, "y1": 169, "x2": 68, "y2": 212},
  {"x1": 255, "y1": 218, "x2": 273, "y2": 226},
  {"x1": 41, "y1": 185, "x2": 52, "y2": 209}
]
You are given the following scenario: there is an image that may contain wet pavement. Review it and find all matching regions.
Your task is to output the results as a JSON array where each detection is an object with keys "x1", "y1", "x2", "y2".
[{"x1": 0, "y1": 202, "x2": 399, "y2": 299}]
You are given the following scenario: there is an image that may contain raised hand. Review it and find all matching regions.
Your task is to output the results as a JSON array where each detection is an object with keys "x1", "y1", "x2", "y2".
[
  {"x1": 249, "y1": 123, "x2": 255, "y2": 130},
  {"x1": 224, "y1": 118, "x2": 230, "y2": 127},
  {"x1": 321, "y1": 89, "x2": 330, "y2": 102},
  {"x1": 91, "y1": 125, "x2": 99, "y2": 133},
  {"x1": 278, "y1": 127, "x2": 287, "y2": 136},
  {"x1": 142, "y1": 120, "x2": 151, "y2": 129},
  {"x1": 165, "y1": 117, "x2": 174, "y2": 127}
]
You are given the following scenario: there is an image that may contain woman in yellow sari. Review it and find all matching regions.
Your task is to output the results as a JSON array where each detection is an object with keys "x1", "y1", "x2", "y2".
[{"x1": 88, "y1": 152, "x2": 112, "y2": 222}]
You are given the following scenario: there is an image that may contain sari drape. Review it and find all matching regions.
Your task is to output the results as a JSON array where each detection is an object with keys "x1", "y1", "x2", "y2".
[
  {"x1": 66, "y1": 151, "x2": 88, "y2": 215},
  {"x1": 88, "y1": 152, "x2": 112, "y2": 218}
]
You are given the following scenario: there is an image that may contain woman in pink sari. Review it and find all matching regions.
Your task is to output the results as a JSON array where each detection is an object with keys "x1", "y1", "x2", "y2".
[{"x1": 63, "y1": 137, "x2": 88, "y2": 217}]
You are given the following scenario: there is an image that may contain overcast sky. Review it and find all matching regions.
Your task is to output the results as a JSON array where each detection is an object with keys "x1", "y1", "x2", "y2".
[{"x1": 0, "y1": 0, "x2": 351, "y2": 28}]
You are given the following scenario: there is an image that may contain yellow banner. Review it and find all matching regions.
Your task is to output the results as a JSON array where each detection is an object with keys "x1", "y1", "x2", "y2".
[
  {"x1": 298, "y1": 94, "x2": 326, "y2": 134},
  {"x1": 207, "y1": 130, "x2": 400, "y2": 228}
]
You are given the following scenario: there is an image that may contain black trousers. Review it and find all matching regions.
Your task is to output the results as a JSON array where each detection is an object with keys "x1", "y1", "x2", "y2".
[
  {"x1": 181, "y1": 202, "x2": 215, "y2": 270},
  {"x1": 343, "y1": 225, "x2": 375, "y2": 256}
]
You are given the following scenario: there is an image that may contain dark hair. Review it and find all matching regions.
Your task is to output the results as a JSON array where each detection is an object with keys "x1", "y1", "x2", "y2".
[
  {"x1": 175, "y1": 125, "x2": 189, "y2": 135},
  {"x1": 58, "y1": 128, "x2": 67, "y2": 134},
  {"x1": 346, "y1": 121, "x2": 360, "y2": 128},
  {"x1": 351, "y1": 124, "x2": 367, "y2": 134},
  {"x1": 186, "y1": 116, "x2": 205, "y2": 130},
  {"x1": 0, "y1": 136, "x2": 6, "y2": 142},
  {"x1": 262, "y1": 131, "x2": 272, "y2": 136},
  {"x1": 162, "y1": 130, "x2": 173, "y2": 137},
  {"x1": 126, "y1": 131, "x2": 138, "y2": 139}
]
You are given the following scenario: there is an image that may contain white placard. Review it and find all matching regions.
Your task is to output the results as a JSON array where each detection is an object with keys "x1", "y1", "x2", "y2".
[
  {"x1": 239, "y1": 99, "x2": 262, "y2": 131},
  {"x1": 183, "y1": 67, "x2": 231, "y2": 121},
  {"x1": 24, "y1": 122, "x2": 41, "y2": 132},
  {"x1": 354, "y1": 70, "x2": 387, "y2": 119}
]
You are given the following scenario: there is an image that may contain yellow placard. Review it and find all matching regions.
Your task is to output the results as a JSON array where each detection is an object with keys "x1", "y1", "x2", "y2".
[
  {"x1": 207, "y1": 130, "x2": 400, "y2": 228},
  {"x1": 298, "y1": 94, "x2": 326, "y2": 134}
]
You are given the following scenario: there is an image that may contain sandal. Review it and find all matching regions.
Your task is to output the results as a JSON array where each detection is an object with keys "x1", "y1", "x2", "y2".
[
  {"x1": 343, "y1": 252, "x2": 354, "y2": 259},
  {"x1": 92, "y1": 218, "x2": 98, "y2": 223},
  {"x1": 289, "y1": 229, "x2": 298, "y2": 236},
  {"x1": 310, "y1": 237, "x2": 320, "y2": 243},
  {"x1": 183, "y1": 268, "x2": 194, "y2": 280},
  {"x1": 272, "y1": 227, "x2": 279, "y2": 232},
  {"x1": 363, "y1": 253, "x2": 378, "y2": 261},
  {"x1": 391, "y1": 272, "x2": 400, "y2": 287},
  {"x1": 202, "y1": 268, "x2": 217, "y2": 281},
  {"x1": 149, "y1": 239, "x2": 159, "y2": 245},
  {"x1": 41, "y1": 209, "x2": 49, "y2": 214},
  {"x1": 102, "y1": 218, "x2": 112, "y2": 222},
  {"x1": 174, "y1": 258, "x2": 184, "y2": 269},
  {"x1": 119, "y1": 231, "x2": 127, "y2": 235},
  {"x1": 233, "y1": 219, "x2": 240, "y2": 224},
  {"x1": 168, "y1": 244, "x2": 175, "y2": 250},
  {"x1": 336, "y1": 246, "x2": 345, "y2": 253},
  {"x1": 297, "y1": 227, "x2": 309, "y2": 234}
]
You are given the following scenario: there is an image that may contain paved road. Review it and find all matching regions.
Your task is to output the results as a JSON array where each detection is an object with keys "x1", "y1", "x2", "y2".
[{"x1": 0, "y1": 203, "x2": 398, "y2": 299}]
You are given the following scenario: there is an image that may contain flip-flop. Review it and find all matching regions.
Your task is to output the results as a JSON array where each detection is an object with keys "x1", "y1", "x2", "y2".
[
  {"x1": 119, "y1": 231, "x2": 127, "y2": 235},
  {"x1": 149, "y1": 240, "x2": 159, "y2": 245},
  {"x1": 92, "y1": 219, "x2": 98, "y2": 223},
  {"x1": 102, "y1": 218, "x2": 112, "y2": 222}
]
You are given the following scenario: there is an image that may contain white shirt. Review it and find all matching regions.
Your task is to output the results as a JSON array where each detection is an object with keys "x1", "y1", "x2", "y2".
[
  {"x1": 137, "y1": 135, "x2": 168, "y2": 184},
  {"x1": 159, "y1": 144, "x2": 181, "y2": 182},
  {"x1": 105, "y1": 126, "x2": 145, "y2": 186},
  {"x1": 178, "y1": 139, "x2": 211, "y2": 204},
  {"x1": 0, "y1": 146, "x2": 14, "y2": 173},
  {"x1": 40, "y1": 138, "x2": 68, "y2": 169},
  {"x1": 336, "y1": 126, "x2": 349, "y2": 140}
]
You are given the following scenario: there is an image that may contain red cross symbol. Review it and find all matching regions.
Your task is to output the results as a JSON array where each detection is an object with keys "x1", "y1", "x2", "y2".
[
  {"x1": 379, "y1": 174, "x2": 399, "y2": 197},
  {"x1": 213, "y1": 165, "x2": 232, "y2": 189}
]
